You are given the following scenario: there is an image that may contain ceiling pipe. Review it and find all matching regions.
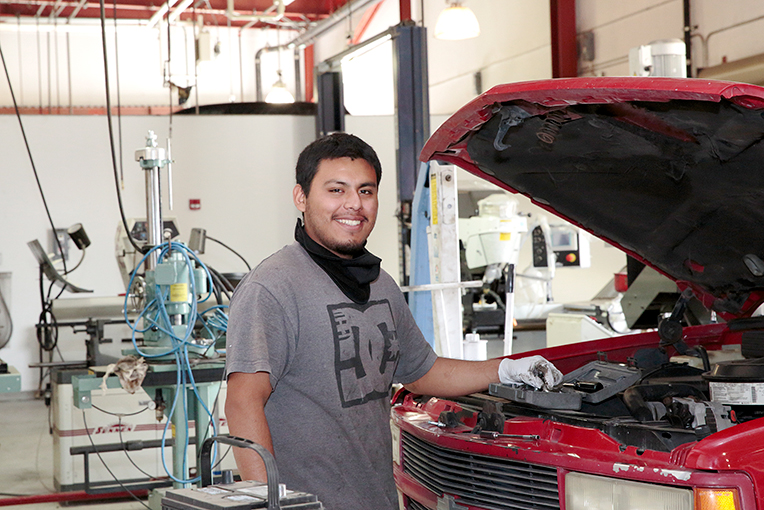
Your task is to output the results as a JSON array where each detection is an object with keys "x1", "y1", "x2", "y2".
[
  {"x1": 399, "y1": 0, "x2": 410, "y2": 22},
  {"x1": 350, "y1": 0, "x2": 383, "y2": 45},
  {"x1": 293, "y1": 45, "x2": 302, "y2": 101},
  {"x1": 67, "y1": 0, "x2": 86, "y2": 19},
  {"x1": 289, "y1": 0, "x2": 380, "y2": 48},
  {"x1": 226, "y1": 0, "x2": 285, "y2": 22},
  {"x1": 167, "y1": 0, "x2": 194, "y2": 23},
  {"x1": 255, "y1": 43, "x2": 298, "y2": 101},
  {"x1": 147, "y1": 0, "x2": 180, "y2": 28}
]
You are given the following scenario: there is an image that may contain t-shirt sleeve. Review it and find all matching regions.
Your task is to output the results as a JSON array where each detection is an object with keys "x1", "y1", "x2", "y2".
[
  {"x1": 225, "y1": 279, "x2": 295, "y2": 390},
  {"x1": 391, "y1": 289, "x2": 438, "y2": 386}
]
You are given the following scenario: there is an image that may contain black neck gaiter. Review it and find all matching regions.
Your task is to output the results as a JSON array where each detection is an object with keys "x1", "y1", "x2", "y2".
[{"x1": 294, "y1": 220, "x2": 381, "y2": 305}]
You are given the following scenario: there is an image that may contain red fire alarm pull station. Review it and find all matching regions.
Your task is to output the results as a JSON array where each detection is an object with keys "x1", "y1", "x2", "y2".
[{"x1": 189, "y1": 199, "x2": 201, "y2": 210}]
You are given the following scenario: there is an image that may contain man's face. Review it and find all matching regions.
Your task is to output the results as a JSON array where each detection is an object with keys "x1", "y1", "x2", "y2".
[{"x1": 293, "y1": 157, "x2": 379, "y2": 259}]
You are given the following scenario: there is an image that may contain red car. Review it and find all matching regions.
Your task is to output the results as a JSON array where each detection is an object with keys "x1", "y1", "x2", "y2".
[{"x1": 392, "y1": 77, "x2": 764, "y2": 510}]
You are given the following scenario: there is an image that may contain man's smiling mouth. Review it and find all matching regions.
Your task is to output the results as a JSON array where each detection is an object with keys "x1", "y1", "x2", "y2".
[{"x1": 336, "y1": 219, "x2": 362, "y2": 226}]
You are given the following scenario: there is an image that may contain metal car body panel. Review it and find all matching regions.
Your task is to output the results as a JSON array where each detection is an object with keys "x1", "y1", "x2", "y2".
[
  {"x1": 393, "y1": 78, "x2": 764, "y2": 510},
  {"x1": 422, "y1": 77, "x2": 764, "y2": 320}
]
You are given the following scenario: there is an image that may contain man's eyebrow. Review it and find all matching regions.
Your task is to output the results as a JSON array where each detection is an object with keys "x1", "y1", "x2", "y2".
[{"x1": 322, "y1": 179, "x2": 377, "y2": 188}]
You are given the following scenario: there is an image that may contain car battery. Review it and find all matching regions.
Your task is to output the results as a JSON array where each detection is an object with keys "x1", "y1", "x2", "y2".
[{"x1": 162, "y1": 480, "x2": 323, "y2": 509}]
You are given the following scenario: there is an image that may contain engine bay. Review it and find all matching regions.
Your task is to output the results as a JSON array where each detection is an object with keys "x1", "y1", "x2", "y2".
[{"x1": 415, "y1": 346, "x2": 764, "y2": 453}]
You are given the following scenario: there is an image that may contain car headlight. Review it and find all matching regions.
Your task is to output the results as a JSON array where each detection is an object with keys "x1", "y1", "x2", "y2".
[{"x1": 565, "y1": 472, "x2": 694, "y2": 510}]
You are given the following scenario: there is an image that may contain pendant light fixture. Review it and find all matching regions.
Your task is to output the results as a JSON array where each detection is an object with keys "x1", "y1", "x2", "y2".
[
  {"x1": 434, "y1": 1, "x2": 480, "y2": 40},
  {"x1": 266, "y1": 28, "x2": 295, "y2": 104}
]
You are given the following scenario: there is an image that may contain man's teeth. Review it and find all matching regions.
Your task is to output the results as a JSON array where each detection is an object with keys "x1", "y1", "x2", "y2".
[{"x1": 337, "y1": 219, "x2": 361, "y2": 226}]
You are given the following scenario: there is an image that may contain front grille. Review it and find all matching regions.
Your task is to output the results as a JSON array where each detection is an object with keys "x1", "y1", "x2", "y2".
[
  {"x1": 407, "y1": 499, "x2": 429, "y2": 510},
  {"x1": 402, "y1": 431, "x2": 560, "y2": 510}
]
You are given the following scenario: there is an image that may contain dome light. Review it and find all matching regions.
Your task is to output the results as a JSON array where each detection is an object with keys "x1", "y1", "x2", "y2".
[
  {"x1": 265, "y1": 71, "x2": 294, "y2": 104},
  {"x1": 435, "y1": 2, "x2": 480, "y2": 41}
]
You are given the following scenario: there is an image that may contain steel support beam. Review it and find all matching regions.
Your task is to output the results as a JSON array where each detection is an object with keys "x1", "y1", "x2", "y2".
[
  {"x1": 683, "y1": 0, "x2": 693, "y2": 77},
  {"x1": 315, "y1": 71, "x2": 344, "y2": 137},
  {"x1": 550, "y1": 0, "x2": 577, "y2": 78},
  {"x1": 392, "y1": 21, "x2": 429, "y2": 286}
]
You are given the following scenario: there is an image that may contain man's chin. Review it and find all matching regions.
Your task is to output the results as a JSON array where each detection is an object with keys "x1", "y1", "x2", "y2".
[{"x1": 332, "y1": 242, "x2": 366, "y2": 258}]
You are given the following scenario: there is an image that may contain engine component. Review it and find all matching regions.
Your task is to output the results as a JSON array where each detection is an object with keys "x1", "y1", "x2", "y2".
[
  {"x1": 664, "y1": 397, "x2": 734, "y2": 437},
  {"x1": 705, "y1": 357, "x2": 764, "y2": 422},
  {"x1": 472, "y1": 402, "x2": 505, "y2": 433},
  {"x1": 623, "y1": 383, "x2": 706, "y2": 422}
]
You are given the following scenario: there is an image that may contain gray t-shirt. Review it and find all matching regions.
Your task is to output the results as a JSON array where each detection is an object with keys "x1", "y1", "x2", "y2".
[{"x1": 226, "y1": 242, "x2": 437, "y2": 510}]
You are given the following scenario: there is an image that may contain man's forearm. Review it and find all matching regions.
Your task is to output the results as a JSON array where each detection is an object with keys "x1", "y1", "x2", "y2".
[
  {"x1": 227, "y1": 405, "x2": 274, "y2": 482},
  {"x1": 403, "y1": 357, "x2": 502, "y2": 397},
  {"x1": 225, "y1": 372, "x2": 274, "y2": 482}
]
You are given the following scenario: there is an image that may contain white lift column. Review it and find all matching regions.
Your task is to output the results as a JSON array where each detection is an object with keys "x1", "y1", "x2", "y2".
[{"x1": 427, "y1": 164, "x2": 463, "y2": 359}]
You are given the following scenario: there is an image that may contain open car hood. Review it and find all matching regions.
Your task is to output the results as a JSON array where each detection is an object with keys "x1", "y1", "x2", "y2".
[{"x1": 421, "y1": 77, "x2": 764, "y2": 319}]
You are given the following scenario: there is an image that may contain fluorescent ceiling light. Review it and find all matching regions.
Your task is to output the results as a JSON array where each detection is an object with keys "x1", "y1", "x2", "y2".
[{"x1": 434, "y1": 2, "x2": 480, "y2": 40}]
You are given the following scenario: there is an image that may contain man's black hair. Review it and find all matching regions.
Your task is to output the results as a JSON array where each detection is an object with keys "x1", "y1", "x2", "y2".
[{"x1": 295, "y1": 132, "x2": 382, "y2": 196}]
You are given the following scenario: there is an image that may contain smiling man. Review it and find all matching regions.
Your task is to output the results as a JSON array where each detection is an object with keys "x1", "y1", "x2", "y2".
[{"x1": 225, "y1": 133, "x2": 561, "y2": 510}]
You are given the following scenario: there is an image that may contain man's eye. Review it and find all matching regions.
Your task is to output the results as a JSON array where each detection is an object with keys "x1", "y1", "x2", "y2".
[
  {"x1": 361, "y1": 189, "x2": 374, "y2": 195},
  {"x1": 329, "y1": 188, "x2": 342, "y2": 193}
]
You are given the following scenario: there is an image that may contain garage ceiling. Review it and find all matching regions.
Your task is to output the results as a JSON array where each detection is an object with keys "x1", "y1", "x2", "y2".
[{"x1": 0, "y1": 0, "x2": 352, "y2": 28}]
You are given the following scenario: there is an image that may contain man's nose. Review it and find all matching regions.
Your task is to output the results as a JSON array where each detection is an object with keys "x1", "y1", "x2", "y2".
[{"x1": 344, "y1": 190, "x2": 362, "y2": 210}]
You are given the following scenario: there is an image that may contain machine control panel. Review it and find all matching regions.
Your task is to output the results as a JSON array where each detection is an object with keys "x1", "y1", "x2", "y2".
[{"x1": 532, "y1": 226, "x2": 549, "y2": 267}]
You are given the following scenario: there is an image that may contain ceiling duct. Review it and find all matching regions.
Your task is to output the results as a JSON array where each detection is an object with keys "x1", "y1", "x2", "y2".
[{"x1": 289, "y1": 0, "x2": 380, "y2": 48}]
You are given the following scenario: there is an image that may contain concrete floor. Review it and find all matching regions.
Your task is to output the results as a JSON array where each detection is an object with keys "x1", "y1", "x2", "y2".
[{"x1": 0, "y1": 395, "x2": 150, "y2": 509}]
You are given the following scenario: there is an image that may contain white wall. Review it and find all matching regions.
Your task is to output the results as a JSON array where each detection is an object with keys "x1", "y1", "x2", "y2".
[
  {"x1": 0, "y1": 21, "x2": 298, "y2": 108},
  {"x1": 0, "y1": 114, "x2": 316, "y2": 391},
  {"x1": 0, "y1": 113, "x2": 407, "y2": 392},
  {"x1": 425, "y1": 0, "x2": 552, "y2": 115},
  {"x1": 577, "y1": 0, "x2": 764, "y2": 77}
]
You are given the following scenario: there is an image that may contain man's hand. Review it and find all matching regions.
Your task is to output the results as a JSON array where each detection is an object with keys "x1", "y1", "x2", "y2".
[{"x1": 498, "y1": 356, "x2": 562, "y2": 390}]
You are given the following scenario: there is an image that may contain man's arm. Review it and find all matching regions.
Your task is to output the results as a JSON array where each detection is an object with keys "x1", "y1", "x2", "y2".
[
  {"x1": 225, "y1": 371, "x2": 274, "y2": 482},
  {"x1": 403, "y1": 357, "x2": 502, "y2": 398},
  {"x1": 403, "y1": 355, "x2": 562, "y2": 397}
]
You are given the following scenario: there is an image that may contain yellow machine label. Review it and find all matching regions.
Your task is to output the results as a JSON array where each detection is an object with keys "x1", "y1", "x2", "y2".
[
  {"x1": 430, "y1": 172, "x2": 439, "y2": 225},
  {"x1": 170, "y1": 283, "x2": 188, "y2": 302},
  {"x1": 500, "y1": 232, "x2": 512, "y2": 241}
]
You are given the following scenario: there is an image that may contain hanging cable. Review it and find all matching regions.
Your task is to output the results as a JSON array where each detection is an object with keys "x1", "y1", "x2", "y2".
[
  {"x1": 81, "y1": 411, "x2": 152, "y2": 510},
  {"x1": 36, "y1": 267, "x2": 57, "y2": 352},
  {"x1": 90, "y1": 404, "x2": 159, "y2": 480},
  {"x1": 0, "y1": 39, "x2": 67, "y2": 276},
  {"x1": 117, "y1": 415, "x2": 158, "y2": 480},
  {"x1": 205, "y1": 236, "x2": 252, "y2": 271},
  {"x1": 112, "y1": 0, "x2": 125, "y2": 190},
  {"x1": 98, "y1": 0, "x2": 146, "y2": 255},
  {"x1": 60, "y1": 247, "x2": 87, "y2": 275}
]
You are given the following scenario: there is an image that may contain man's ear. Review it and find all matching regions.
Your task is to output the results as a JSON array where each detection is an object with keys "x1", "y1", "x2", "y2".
[{"x1": 293, "y1": 184, "x2": 307, "y2": 212}]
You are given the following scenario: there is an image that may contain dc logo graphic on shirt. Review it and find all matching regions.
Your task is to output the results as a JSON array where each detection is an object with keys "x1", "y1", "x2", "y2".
[{"x1": 328, "y1": 300, "x2": 401, "y2": 408}]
